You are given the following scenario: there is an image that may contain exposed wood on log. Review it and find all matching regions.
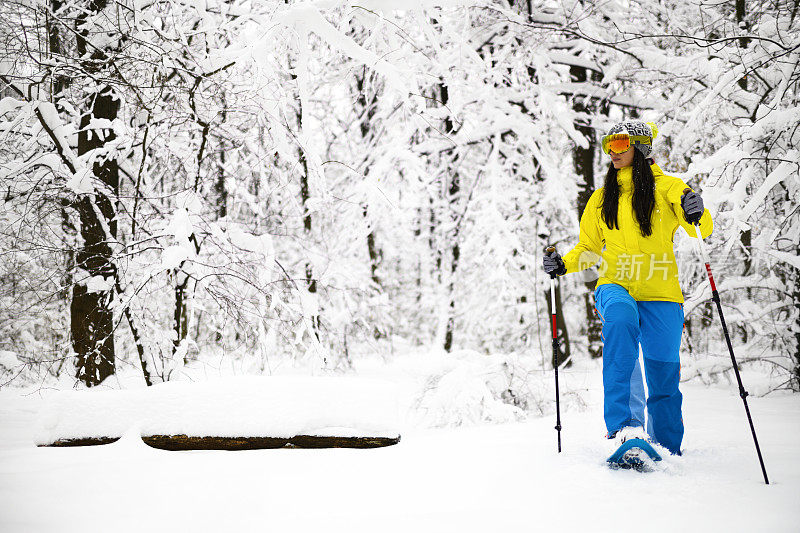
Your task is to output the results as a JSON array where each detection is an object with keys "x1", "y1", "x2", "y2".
[
  {"x1": 40, "y1": 434, "x2": 401, "y2": 450},
  {"x1": 143, "y1": 435, "x2": 290, "y2": 451},
  {"x1": 289, "y1": 435, "x2": 401, "y2": 449},
  {"x1": 44, "y1": 437, "x2": 120, "y2": 447}
]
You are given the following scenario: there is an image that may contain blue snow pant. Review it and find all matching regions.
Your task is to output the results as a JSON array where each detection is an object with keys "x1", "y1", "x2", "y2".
[{"x1": 595, "y1": 283, "x2": 684, "y2": 454}]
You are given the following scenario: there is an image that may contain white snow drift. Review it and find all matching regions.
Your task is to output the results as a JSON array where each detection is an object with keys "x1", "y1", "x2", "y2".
[{"x1": 35, "y1": 376, "x2": 400, "y2": 444}]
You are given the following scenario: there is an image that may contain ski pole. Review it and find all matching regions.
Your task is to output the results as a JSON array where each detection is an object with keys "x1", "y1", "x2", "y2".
[
  {"x1": 546, "y1": 246, "x2": 563, "y2": 453},
  {"x1": 687, "y1": 196, "x2": 769, "y2": 484}
]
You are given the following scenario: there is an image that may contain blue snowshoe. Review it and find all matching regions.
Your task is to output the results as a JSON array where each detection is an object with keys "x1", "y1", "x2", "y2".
[{"x1": 607, "y1": 438, "x2": 662, "y2": 472}]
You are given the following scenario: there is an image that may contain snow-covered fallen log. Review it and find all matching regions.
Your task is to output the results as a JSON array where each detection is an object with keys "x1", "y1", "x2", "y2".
[{"x1": 35, "y1": 376, "x2": 401, "y2": 449}]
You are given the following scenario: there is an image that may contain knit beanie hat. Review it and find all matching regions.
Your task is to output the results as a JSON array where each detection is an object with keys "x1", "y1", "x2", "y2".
[{"x1": 605, "y1": 121, "x2": 659, "y2": 158}]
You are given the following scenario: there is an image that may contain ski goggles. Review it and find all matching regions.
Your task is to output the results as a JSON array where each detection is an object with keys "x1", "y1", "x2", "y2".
[{"x1": 601, "y1": 133, "x2": 651, "y2": 154}]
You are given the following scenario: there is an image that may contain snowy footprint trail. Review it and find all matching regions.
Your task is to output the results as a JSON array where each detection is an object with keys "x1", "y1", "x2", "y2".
[{"x1": 0, "y1": 383, "x2": 798, "y2": 533}]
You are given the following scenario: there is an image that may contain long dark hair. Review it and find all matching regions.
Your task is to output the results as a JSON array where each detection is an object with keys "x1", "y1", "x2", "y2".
[{"x1": 601, "y1": 149, "x2": 656, "y2": 236}]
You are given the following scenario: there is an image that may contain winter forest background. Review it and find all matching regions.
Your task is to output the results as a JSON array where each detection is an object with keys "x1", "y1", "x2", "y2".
[{"x1": 0, "y1": 0, "x2": 798, "y2": 411}]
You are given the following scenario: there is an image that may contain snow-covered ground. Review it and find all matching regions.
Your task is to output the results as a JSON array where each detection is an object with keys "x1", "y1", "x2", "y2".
[{"x1": 0, "y1": 368, "x2": 798, "y2": 532}]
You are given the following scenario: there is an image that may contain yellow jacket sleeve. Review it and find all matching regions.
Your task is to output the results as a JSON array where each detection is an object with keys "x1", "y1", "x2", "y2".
[
  {"x1": 562, "y1": 189, "x2": 604, "y2": 273},
  {"x1": 665, "y1": 177, "x2": 713, "y2": 238}
]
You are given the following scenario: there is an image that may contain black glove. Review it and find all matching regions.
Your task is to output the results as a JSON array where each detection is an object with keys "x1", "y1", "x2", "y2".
[
  {"x1": 681, "y1": 189, "x2": 704, "y2": 225},
  {"x1": 543, "y1": 248, "x2": 567, "y2": 277}
]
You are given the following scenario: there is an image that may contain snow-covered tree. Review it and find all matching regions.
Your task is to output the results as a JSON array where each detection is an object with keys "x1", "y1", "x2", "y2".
[{"x1": 1, "y1": 0, "x2": 796, "y2": 394}]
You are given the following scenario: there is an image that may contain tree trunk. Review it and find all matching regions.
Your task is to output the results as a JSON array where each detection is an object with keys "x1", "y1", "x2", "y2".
[
  {"x1": 295, "y1": 108, "x2": 320, "y2": 338},
  {"x1": 355, "y1": 68, "x2": 382, "y2": 289},
  {"x1": 282, "y1": 2, "x2": 319, "y2": 339},
  {"x1": 47, "y1": 0, "x2": 68, "y2": 104},
  {"x1": 364, "y1": 202, "x2": 382, "y2": 292},
  {"x1": 793, "y1": 248, "x2": 800, "y2": 391},
  {"x1": 570, "y1": 63, "x2": 603, "y2": 359},
  {"x1": 298, "y1": 139, "x2": 319, "y2": 334},
  {"x1": 215, "y1": 96, "x2": 228, "y2": 219},
  {"x1": 71, "y1": 0, "x2": 119, "y2": 386},
  {"x1": 439, "y1": 82, "x2": 461, "y2": 353},
  {"x1": 71, "y1": 129, "x2": 118, "y2": 386},
  {"x1": 174, "y1": 270, "x2": 190, "y2": 359},
  {"x1": 735, "y1": 0, "x2": 752, "y2": 344},
  {"x1": 71, "y1": 89, "x2": 119, "y2": 385}
]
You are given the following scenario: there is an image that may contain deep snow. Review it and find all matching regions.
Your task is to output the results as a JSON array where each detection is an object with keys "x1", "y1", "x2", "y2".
[
  {"x1": 0, "y1": 372, "x2": 798, "y2": 532},
  {"x1": 35, "y1": 376, "x2": 400, "y2": 443}
]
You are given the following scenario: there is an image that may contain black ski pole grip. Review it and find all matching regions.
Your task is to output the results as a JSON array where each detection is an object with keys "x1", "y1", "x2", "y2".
[{"x1": 545, "y1": 246, "x2": 558, "y2": 279}]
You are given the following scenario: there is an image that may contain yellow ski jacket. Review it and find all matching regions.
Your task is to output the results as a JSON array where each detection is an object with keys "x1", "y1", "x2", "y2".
[{"x1": 562, "y1": 163, "x2": 713, "y2": 303}]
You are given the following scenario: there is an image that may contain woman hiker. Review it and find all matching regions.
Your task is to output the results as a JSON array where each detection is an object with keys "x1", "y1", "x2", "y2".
[{"x1": 542, "y1": 120, "x2": 712, "y2": 455}]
